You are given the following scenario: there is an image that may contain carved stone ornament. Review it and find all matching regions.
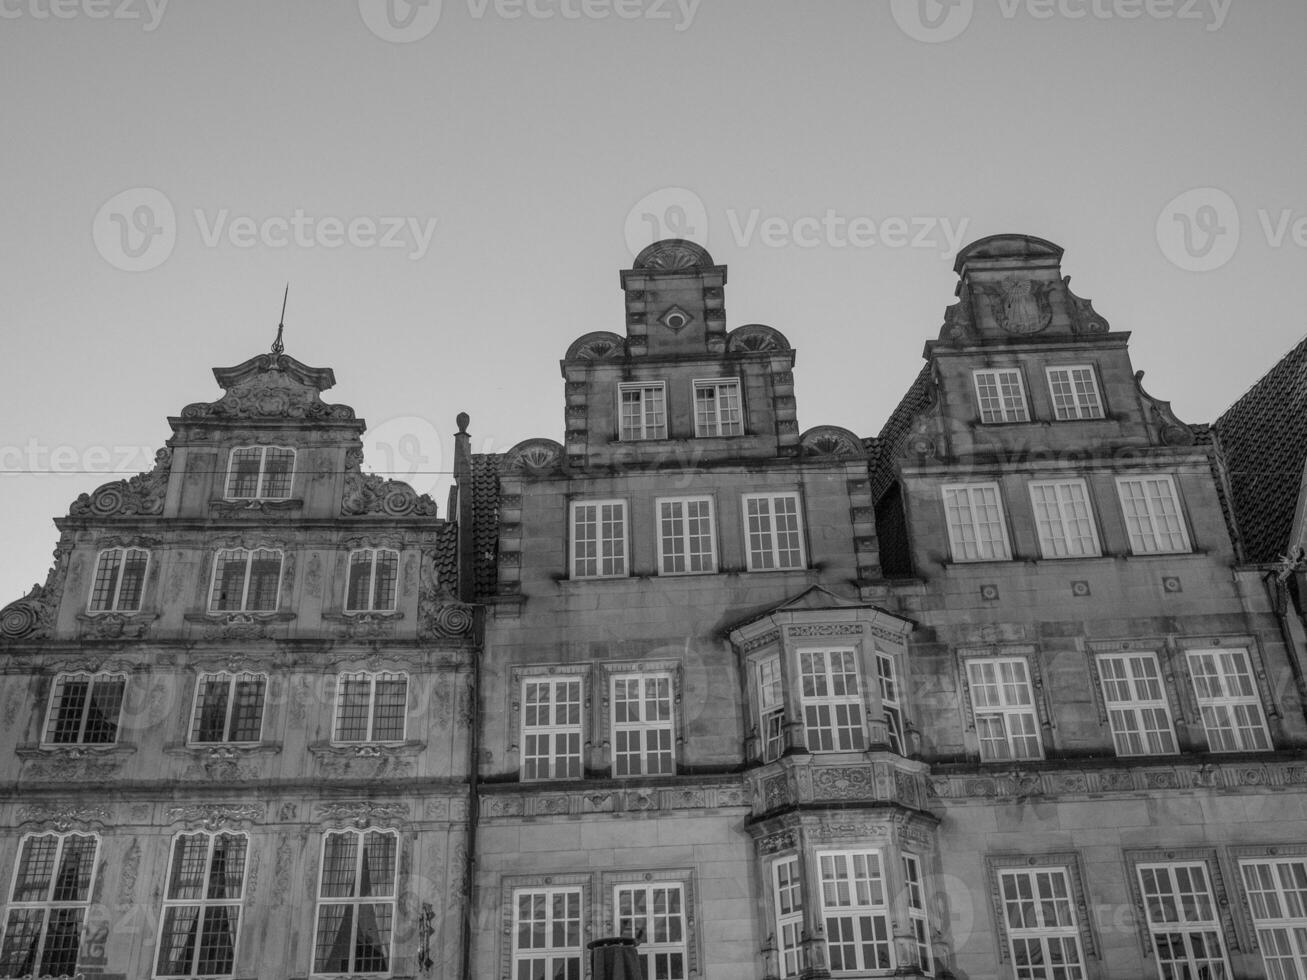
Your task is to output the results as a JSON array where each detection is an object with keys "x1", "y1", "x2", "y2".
[
  {"x1": 1135, "y1": 370, "x2": 1196, "y2": 446},
  {"x1": 1064, "y1": 276, "x2": 1110, "y2": 333},
  {"x1": 989, "y1": 277, "x2": 1054, "y2": 335},
  {"x1": 632, "y1": 239, "x2": 714, "y2": 271},
  {"x1": 0, "y1": 538, "x2": 72, "y2": 643},
  {"x1": 18, "y1": 803, "x2": 111, "y2": 831},
  {"x1": 180, "y1": 353, "x2": 356, "y2": 421},
  {"x1": 167, "y1": 803, "x2": 265, "y2": 830},
  {"x1": 414, "y1": 548, "x2": 473, "y2": 639},
  {"x1": 726, "y1": 323, "x2": 792, "y2": 354},
  {"x1": 565, "y1": 331, "x2": 626, "y2": 362},
  {"x1": 341, "y1": 463, "x2": 439, "y2": 518},
  {"x1": 68, "y1": 447, "x2": 171, "y2": 518},
  {"x1": 77, "y1": 612, "x2": 156, "y2": 641},
  {"x1": 316, "y1": 800, "x2": 409, "y2": 829},
  {"x1": 799, "y1": 425, "x2": 866, "y2": 459},
  {"x1": 502, "y1": 438, "x2": 564, "y2": 474}
]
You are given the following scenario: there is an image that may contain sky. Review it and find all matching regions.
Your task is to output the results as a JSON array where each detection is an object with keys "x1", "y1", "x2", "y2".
[{"x1": 1, "y1": 0, "x2": 1304, "y2": 603}]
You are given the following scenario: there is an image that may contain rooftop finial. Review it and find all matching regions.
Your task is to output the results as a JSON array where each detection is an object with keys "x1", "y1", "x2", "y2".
[{"x1": 272, "y1": 284, "x2": 288, "y2": 355}]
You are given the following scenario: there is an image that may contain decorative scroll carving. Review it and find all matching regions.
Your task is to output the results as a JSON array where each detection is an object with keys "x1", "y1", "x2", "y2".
[
  {"x1": 342, "y1": 469, "x2": 438, "y2": 518},
  {"x1": 758, "y1": 830, "x2": 796, "y2": 854},
  {"x1": 799, "y1": 425, "x2": 866, "y2": 459},
  {"x1": 565, "y1": 331, "x2": 626, "y2": 362},
  {"x1": 1064, "y1": 276, "x2": 1110, "y2": 333},
  {"x1": 180, "y1": 353, "x2": 355, "y2": 420},
  {"x1": 1135, "y1": 370, "x2": 1196, "y2": 446},
  {"x1": 1, "y1": 538, "x2": 72, "y2": 643},
  {"x1": 726, "y1": 323, "x2": 791, "y2": 354},
  {"x1": 785, "y1": 624, "x2": 863, "y2": 638},
  {"x1": 77, "y1": 613, "x2": 156, "y2": 641},
  {"x1": 812, "y1": 766, "x2": 875, "y2": 800},
  {"x1": 632, "y1": 239, "x2": 714, "y2": 271},
  {"x1": 316, "y1": 800, "x2": 409, "y2": 828},
  {"x1": 117, "y1": 839, "x2": 141, "y2": 910},
  {"x1": 18, "y1": 804, "x2": 111, "y2": 831},
  {"x1": 416, "y1": 548, "x2": 474, "y2": 639},
  {"x1": 502, "y1": 438, "x2": 565, "y2": 474},
  {"x1": 68, "y1": 448, "x2": 171, "y2": 518},
  {"x1": 166, "y1": 803, "x2": 265, "y2": 830}
]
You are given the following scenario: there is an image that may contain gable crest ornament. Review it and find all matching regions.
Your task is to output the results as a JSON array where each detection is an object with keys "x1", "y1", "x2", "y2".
[{"x1": 993, "y1": 278, "x2": 1053, "y2": 335}]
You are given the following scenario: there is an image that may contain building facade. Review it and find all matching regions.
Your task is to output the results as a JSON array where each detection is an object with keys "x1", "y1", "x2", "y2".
[{"x1": 2, "y1": 235, "x2": 1307, "y2": 980}]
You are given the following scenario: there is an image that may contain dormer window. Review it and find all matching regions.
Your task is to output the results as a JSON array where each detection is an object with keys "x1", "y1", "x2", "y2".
[
  {"x1": 693, "y1": 379, "x2": 743, "y2": 436},
  {"x1": 226, "y1": 446, "x2": 295, "y2": 500},
  {"x1": 618, "y1": 383, "x2": 667, "y2": 440}
]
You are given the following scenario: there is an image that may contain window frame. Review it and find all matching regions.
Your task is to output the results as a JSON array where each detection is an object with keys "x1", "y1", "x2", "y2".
[
  {"x1": 692, "y1": 378, "x2": 744, "y2": 437},
  {"x1": 613, "y1": 881, "x2": 689, "y2": 980},
  {"x1": 797, "y1": 647, "x2": 867, "y2": 754},
  {"x1": 154, "y1": 831, "x2": 249, "y2": 979},
  {"x1": 1045, "y1": 365, "x2": 1106, "y2": 421},
  {"x1": 188, "y1": 671, "x2": 268, "y2": 745},
  {"x1": 875, "y1": 652, "x2": 905, "y2": 754},
  {"x1": 1028, "y1": 479, "x2": 1101, "y2": 558},
  {"x1": 610, "y1": 671, "x2": 676, "y2": 777},
  {"x1": 1135, "y1": 861, "x2": 1232, "y2": 980},
  {"x1": 902, "y1": 853, "x2": 934, "y2": 976},
  {"x1": 570, "y1": 499, "x2": 629, "y2": 580},
  {"x1": 771, "y1": 855, "x2": 804, "y2": 979},
  {"x1": 511, "y1": 886, "x2": 584, "y2": 980},
  {"x1": 655, "y1": 495, "x2": 718, "y2": 576},
  {"x1": 1096, "y1": 652, "x2": 1178, "y2": 757},
  {"x1": 942, "y1": 482, "x2": 1012, "y2": 562},
  {"x1": 1185, "y1": 647, "x2": 1272, "y2": 752},
  {"x1": 42, "y1": 671, "x2": 127, "y2": 746},
  {"x1": 520, "y1": 675, "x2": 584, "y2": 782},
  {"x1": 742, "y1": 492, "x2": 806, "y2": 572},
  {"x1": 0, "y1": 832, "x2": 99, "y2": 980},
  {"x1": 87, "y1": 546, "x2": 150, "y2": 613},
  {"x1": 996, "y1": 866, "x2": 1088, "y2": 980},
  {"x1": 331, "y1": 671, "x2": 408, "y2": 745},
  {"x1": 1115, "y1": 475, "x2": 1192, "y2": 555},
  {"x1": 344, "y1": 548, "x2": 400, "y2": 613},
  {"x1": 224, "y1": 445, "x2": 296, "y2": 501},
  {"x1": 207, "y1": 548, "x2": 284, "y2": 614},
  {"x1": 311, "y1": 828, "x2": 398, "y2": 977},
  {"x1": 1238, "y1": 855, "x2": 1307, "y2": 980},
  {"x1": 618, "y1": 382, "x2": 668, "y2": 441},
  {"x1": 817, "y1": 848, "x2": 894, "y2": 973},
  {"x1": 964, "y1": 656, "x2": 1043, "y2": 762},
  {"x1": 756, "y1": 653, "x2": 786, "y2": 763},
  {"x1": 972, "y1": 368, "x2": 1030, "y2": 424}
]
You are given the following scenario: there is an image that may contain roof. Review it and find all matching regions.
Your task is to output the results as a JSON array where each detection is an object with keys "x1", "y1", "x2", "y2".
[
  {"x1": 870, "y1": 362, "x2": 934, "y2": 501},
  {"x1": 1212, "y1": 333, "x2": 1307, "y2": 563},
  {"x1": 469, "y1": 452, "x2": 503, "y2": 599}
]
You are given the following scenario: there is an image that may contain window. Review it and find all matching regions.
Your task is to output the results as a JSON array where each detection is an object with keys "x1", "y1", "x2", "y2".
[
  {"x1": 1046, "y1": 366, "x2": 1104, "y2": 421},
  {"x1": 1240, "y1": 857, "x2": 1307, "y2": 980},
  {"x1": 743, "y1": 493, "x2": 805, "y2": 571},
  {"x1": 611, "y1": 673, "x2": 675, "y2": 776},
  {"x1": 333, "y1": 672, "x2": 407, "y2": 743},
  {"x1": 799, "y1": 649, "x2": 865, "y2": 752},
  {"x1": 513, "y1": 888, "x2": 582, "y2": 980},
  {"x1": 819, "y1": 850, "x2": 892, "y2": 972},
  {"x1": 615, "y1": 883, "x2": 687, "y2": 980},
  {"x1": 758, "y1": 655, "x2": 785, "y2": 763},
  {"x1": 1116, "y1": 476, "x2": 1191, "y2": 554},
  {"x1": 521, "y1": 677, "x2": 583, "y2": 781},
  {"x1": 1186, "y1": 648, "x2": 1271, "y2": 752},
  {"x1": 772, "y1": 856, "x2": 803, "y2": 979},
  {"x1": 156, "y1": 832, "x2": 248, "y2": 978},
  {"x1": 190, "y1": 673, "x2": 267, "y2": 744},
  {"x1": 346, "y1": 549, "x2": 399, "y2": 612},
  {"x1": 998, "y1": 868, "x2": 1086, "y2": 980},
  {"x1": 1097, "y1": 653, "x2": 1177, "y2": 756},
  {"x1": 1136, "y1": 863, "x2": 1230, "y2": 980},
  {"x1": 693, "y1": 379, "x2": 743, "y2": 436},
  {"x1": 902, "y1": 854, "x2": 933, "y2": 975},
  {"x1": 942, "y1": 484, "x2": 1011, "y2": 561},
  {"x1": 225, "y1": 446, "x2": 295, "y2": 500},
  {"x1": 973, "y1": 369, "x2": 1029, "y2": 423},
  {"x1": 313, "y1": 830, "x2": 397, "y2": 976},
  {"x1": 966, "y1": 658, "x2": 1042, "y2": 761},
  {"x1": 571, "y1": 500, "x2": 627, "y2": 579},
  {"x1": 876, "y1": 653, "x2": 905, "y2": 754},
  {"x1": 209, "y1": 548, "x2": 283, "y2": 613},
  {"x1": 44, "y1": 672, "x2": 126, "y2": 745},
  {"x1": 88, "y1": 547, "x2": 148, "y2": 612},
  {"x1": 0, "y1": 833, "x2": 98, "y2": 979},
  {"x1": 619, "y1": 383, "x2": 667, "y2": 440},
  {"x1": 657, "y1": 497, "x2": 717, "y2": 575},
  {"x1": 1028, "y1": 480, "x2": 1100, "y2": 558}
]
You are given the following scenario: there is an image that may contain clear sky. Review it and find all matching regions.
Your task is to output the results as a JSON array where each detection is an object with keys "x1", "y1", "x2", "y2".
[{"x1": 1, "y1": 0, "x2": 1304, "y2": 602}]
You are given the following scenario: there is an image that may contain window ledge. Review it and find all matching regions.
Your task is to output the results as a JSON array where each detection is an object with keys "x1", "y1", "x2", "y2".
[
  {"x1": 19, "y1": 742, "x2": 137, "y2": 759},
  {"x1": 185, "y1": 611, "x2": 297, "y2": 624},
  {"x1": 209, "y1": 497, "x2": 303, "y2": 514},
  {"x1": 309, "y1": 740, "x2": 426, "y2": 758},
  {"x1": 165, "y1": 741, "x2": 283, "y2": 757},
  {"x1": 75, "y1": 611, "x2": 157, "y2": 640}
]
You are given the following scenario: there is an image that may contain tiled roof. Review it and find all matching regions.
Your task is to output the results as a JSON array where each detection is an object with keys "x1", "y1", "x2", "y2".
[
  {"x1": 870, "y1": 363, "x2": 934, "y2": 501},
  {"x1": 433, "y1": 521, "x2": 458, "y2": 594},
  {"x1": 469, "y1": 452, "x2": 503, "y2": 599},
  {"x1": 1212, "y1": 333, "x2": 1307, "y2": 564}
]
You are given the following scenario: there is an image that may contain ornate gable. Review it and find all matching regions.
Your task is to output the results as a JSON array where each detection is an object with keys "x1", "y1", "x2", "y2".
[{"x1": 178, "y1": 352, "x2": 356, "y2": 422}]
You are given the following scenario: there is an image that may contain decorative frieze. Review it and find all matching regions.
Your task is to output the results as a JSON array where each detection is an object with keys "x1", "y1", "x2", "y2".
[{"x1": 479, "y1": 782, "x2": 748, "y2": 819}]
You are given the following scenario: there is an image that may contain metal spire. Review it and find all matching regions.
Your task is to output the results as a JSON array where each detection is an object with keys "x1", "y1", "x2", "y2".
[{"x1": 271, "y1": 284, "x2": 288, "y2": 355}]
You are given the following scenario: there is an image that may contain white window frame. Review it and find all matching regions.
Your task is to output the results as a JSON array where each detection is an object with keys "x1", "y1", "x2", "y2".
[
  {"x1": 973, "y1": 368, "x2": 1030, "y2": 424},
  {"x1": 818, "y1": 849, "x2": 893, "y2": 973},
  {"x1": 208, "y1": 548, "x2": 284, "y2": 613},
  {"x1": 1096, "y1": 653, "x2": 1178, "y2": 756},
  {"x1": 1115, "y1": 476, "x2": 1191, "y2": 555},
  {"x1": 1186, "y1": 648, "x2": 1272, "y2": 752},
  {"x1": 1136, "y1": 862, "x2": 1231, "y2": 980},
  {"x1": 42, "y1": 671, "x2": 127, "y2": 745},
  {"x1": 0, "y1": 832, "x2": 99, "y2": 980},
  {"x1": 332, "y1": 671, "x2": 408, "y2": 744},
  {"x1": 965, "y1": 657, "x2": 1042, "y2": 761},
  {"x1": 610, "y1": 672, "x2": 676, "y2": 776},
  {"x1": 1239, "y1": 857, "x2": 1307, "y2": 980},
  {"x1": 570, "y1": 499, "x2": 628, "y2": 579},
  {"x1": 998, "y1": 867, "x2": 1087, "y2": 980},
  {"x1": 344, "y1": 548, "x2": 400, "y2": 613},
  {"x1": 87, "y1": 546, "x2": 149, "y2": 613},
  {"x1": 614, "y1": 882, "x2": 688, "y2": 980},
  {"x1": 155, "y1": 831, "x2": 249, "y2": 979},
  {"x1": 742, "y1": 492, "x2": 806, "y2": 572},
  {"x1": 876, "y1": 652, "x2": 905, "y2": 754},
  {"x1": 520, "y1": 676, "x2": 584, "y2": 781},
  {"x1": 757, "y1": 654, "x2": 786, "y2": 763},
  {"x1": 512, "y1": 887, "x2": 583, "y2": 980},
  {"x1": 1028, "y1": 479, "x2": 1101, "y2": 558},
  {"x1": 225, "y1": 445, "x2": 295, "y2": 500},
  {"x1": 798, "y1": 648, "x2": 866, "y2": 753},
  {"x1": 1046, "y1": 365, "x2": 1105, "y2": 421},
  {"x1": 693, "y1": 378, "x2": 744, "y2": 436},
  {"x1": 902, "y1": 853, "x2": 934, "y2": 976},
  {"x1": 771, "y1": 856, "x2": 803, "y2": 979},
  {"x1": 942, "y1": 483, "x2": 1011, "y2": 562},
  {"x1": 189, "y1": 672, "x2": 268, "y2": 745},
  {"x1": 656, "y1": 496, "x2": 717, "y2": 575},
  {"x1": 618, "y1": 382, "x2": 668, "y2": 441},
  {"x1": 312, "y1": 828, "x2": 398, "y2": 977}
]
